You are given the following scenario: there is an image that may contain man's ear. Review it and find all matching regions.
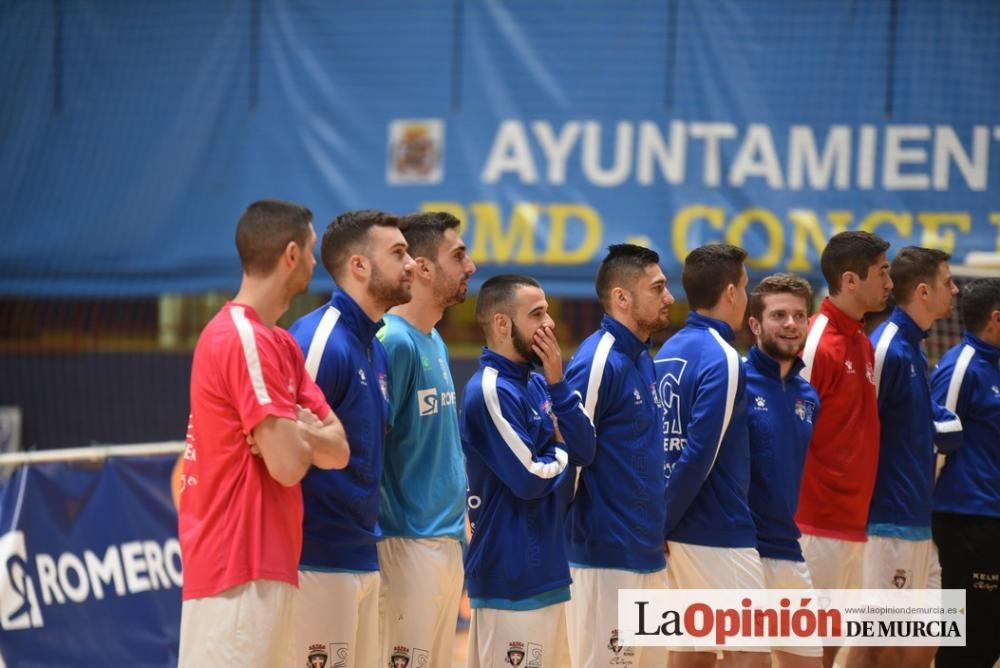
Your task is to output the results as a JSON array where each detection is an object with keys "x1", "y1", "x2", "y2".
[
  {"x1": 611, "y1": 286, "x2": 628, "y2": 308},
  {"x1": 283, "y1": 240, "x2": 300, "y2": 267},
  {"x1": 348, "y1": 253, "x2": 368, "y2": 280},
  {"x1": 492, "y1": 312, "x2": 510, "y2": 338},
  {"x1": 725, "y1": 282, "x2": 738, "y2": 304},
  {"x1": 748, "y1": 316, "x2": 762, "y2": 337},
  {"x1": 841, "y1": 271, "x2": 859, "y2": 293},
  {"x1": 415, "y1": 257, "x2": 433, "y2": 279}
]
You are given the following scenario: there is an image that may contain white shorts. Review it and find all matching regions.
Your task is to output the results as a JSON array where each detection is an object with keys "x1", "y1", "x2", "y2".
[
  {"x1": 799, "y1": 533, "x2": 864, "y2": 590},
  {"x1": 178, "y1": 579, "x2": 296, "y2": 667},
  {"x1": 378, "y1": 537, "x2": 464, "y2": 668},
  {"x1": 862, "y1": 536, "x2": 942, "y2": 589},
  {"x1": 566, "y1": 566, "x2": 669, "y2": 667},
  {"x1": 760, "y1": 557, "x2": 814, "y2": 590},
  {"x1": 467, "y1": 602, "x2": 566, "y2": 668},
  {"x1": 295, "y1": 570, "x2": 380, "y2": 668},
  {"x1": 666, "y1": 542, "x2": 769, "y2": 654},
  {"x1": 667, "y1": 542, "x2": 767, "y2": 590},
  {"x1": 760, "y1": 558, "x2": 823, "y2": 658}
]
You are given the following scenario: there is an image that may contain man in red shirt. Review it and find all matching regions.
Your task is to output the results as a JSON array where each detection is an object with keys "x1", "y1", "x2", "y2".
[
  {"x1": 797, "y1": 230, "x2": 892, "y2": 668},
  {"x1": 177, "y1": 200, "x2": 350, "y2": 666}
]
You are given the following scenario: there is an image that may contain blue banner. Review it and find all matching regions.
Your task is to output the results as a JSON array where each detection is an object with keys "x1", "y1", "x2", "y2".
[
  {"x1": 0, "y1": 456, "x2": 180, "y2": 667},
  {"x1": 2, "y1": 1, "x2": 999, "y2": 296}
]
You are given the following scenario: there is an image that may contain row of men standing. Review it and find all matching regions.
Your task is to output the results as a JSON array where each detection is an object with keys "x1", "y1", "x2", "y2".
[{"x1": 175, "y1": 200, "x2": 999, "y2": 667}]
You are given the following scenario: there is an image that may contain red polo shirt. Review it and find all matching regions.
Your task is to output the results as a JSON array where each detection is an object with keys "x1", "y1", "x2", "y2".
[
  {"x1": 796, "y1": 297, "x2": 880, "y2": 541},
  {"x1": 179, "y1": 302, "x2": 329, "y2": 600}
]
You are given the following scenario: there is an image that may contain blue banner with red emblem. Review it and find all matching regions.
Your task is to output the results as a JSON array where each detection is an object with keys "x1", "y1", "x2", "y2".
[
  {"x1": 0, "y1": 456, "x2": 181, "y2": 667},
  {"x1": 2, "y1": 1, "x2": 999, "y2": 297}
]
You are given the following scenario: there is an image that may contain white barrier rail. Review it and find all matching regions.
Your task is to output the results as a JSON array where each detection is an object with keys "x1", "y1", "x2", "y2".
[{"x1": 0, "y1": 441, "x2": 184, "y2": 466}]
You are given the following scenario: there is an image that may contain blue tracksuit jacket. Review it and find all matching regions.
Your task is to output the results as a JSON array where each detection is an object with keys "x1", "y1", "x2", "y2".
[
  {"x1": 931, "y1": 331, "x2": 1000, "y2": 519},
  {"x1": 564, "y1": 315, "x2": 667, "y2": 572},
  {"x1": 461, "y1": 348, "x2": 596, "y2": 602},
  {"x1": 869, "y1": 308, "x2": 962, "y2": 536},
  {"x1": 290, "y1": 288, "x2": 390, "y2": 571},
  {"x1": 744, "y1": 346, "x2": 819, "y2": 561},
  {"x1": 654, "y1": 312, "x2": 756, "y2": 548}
]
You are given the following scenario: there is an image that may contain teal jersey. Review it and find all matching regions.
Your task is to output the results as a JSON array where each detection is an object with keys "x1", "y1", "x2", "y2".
[{"x1": 377, "y1": 314, "x2": 467, "y2": 540}]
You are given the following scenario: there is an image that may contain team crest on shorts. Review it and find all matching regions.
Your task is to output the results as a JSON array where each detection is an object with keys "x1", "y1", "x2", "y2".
[
  {"x1": 386, "y1": 119, "x2": 444, "y2": 184},
  {"x1": 893, "y1": 569, "x2": 909, "y2": 589},
  {"x1": 608, "y1": 628, "x2": 635, "y2": 662},
  {"x1": 306, "y1": 643, "x2": 328, "y2": 668},
  {"x1": 389, "y1": 645, "x2": 410, "y2": 667},
  {"x1": 506, "y1": 641, "x2": 526, "y2": 665}
]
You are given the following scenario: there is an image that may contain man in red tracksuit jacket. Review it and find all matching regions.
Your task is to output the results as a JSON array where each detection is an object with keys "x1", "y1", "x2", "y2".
[{"x1": 796, "y1": 231, "x2": 892, "y2": 668}]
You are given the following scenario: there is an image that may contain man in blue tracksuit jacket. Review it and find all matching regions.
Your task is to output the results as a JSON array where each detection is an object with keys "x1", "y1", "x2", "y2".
[
  {"x1": 861, "y1": 247, "x2": 962, "y2": 667},
  {"x1": 563, "y1": 244, "x2": 674, "y2": 668},
  {"x1": 461, "y1": 274, "x2": 595, "y2": 668},
  {"x1": 744, "y1": 273, "x2": 822, "y2": 664},
  {"x1": 930, "y1": 278, "x2": 1000, "y2": 668},
  {"x1": 655, "y1": 244, "x2": 768, "y2": 667},
  {"x1": 289, "y1": 210, "x2": 415, "y2": 668}
]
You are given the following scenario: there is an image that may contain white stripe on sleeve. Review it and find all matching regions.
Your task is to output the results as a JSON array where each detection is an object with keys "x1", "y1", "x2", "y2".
[
  {"x1": 944, "y1": 344, "x2": 976, "y2": 412},
  {"x1": 800, "y1": 314, "x2": 829, "y2": 383},
  {"x1": 584, "y1": 332, "x2": 615, "y2": 421},
  {"x1": 707, "y1": 328, "x2": 740, "y2": 479},
  {"x1": 934, "y1": 417, "x2": 963, "y2": 433},
  {"x1": 304, "y1": 306, "x2": 341, "y2": 381},
  {"x1": 872, "y1": 321, "x2": 899, "y2": 400},
  {"x1": 229, "y1": 305, "x2": 271, "y2": 405},
  {"x1": 482, "y1": 366, "x2": 568, "y2": 479}
]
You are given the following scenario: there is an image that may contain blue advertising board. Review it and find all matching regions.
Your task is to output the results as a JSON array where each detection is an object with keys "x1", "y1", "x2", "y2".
[
  {"x1": 1, "y1": 1, "x2": 998, "y2": 296},
  {"x1": 0, "y1": 456, "x2": 180, "y2": 667}
]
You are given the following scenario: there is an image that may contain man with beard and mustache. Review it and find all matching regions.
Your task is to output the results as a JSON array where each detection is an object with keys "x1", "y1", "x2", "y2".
[
  {"x1": 744, "y1": 273, "x2": 822, "y2": 667},
  {"x1": 461, "y1": 275, "x2": 596, "y2": 668},
  {"x1": 178, "y1": 200, "x2": 349, "y2": 667},
  {"x1": 852, "y1": 248, "x2": 961, "y2": 668},
  {"x1": 290, "y1": 210, "x2": 416, "y2": 668},
  {"x1": 375, "y1": 212, "x2": 476, "y2": 668},
  {"x1": 797, "y1": 231, "x2": 892, "y2": 668},
  {"x1": 562, "y1": 244, "x2": 674, "y2": 668}
]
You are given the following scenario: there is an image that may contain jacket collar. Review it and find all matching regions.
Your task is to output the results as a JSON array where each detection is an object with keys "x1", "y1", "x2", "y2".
[
  {"x1": 964, "y1": 331, "x2": 1000, "y2": 365},
  {"x1": 330, "y1": 288, "x2": 383, "y2": 344},
  {"x1": 819, "y1": 297, "x2": 865, "y2": 336},
  {"x1": 889, "y1": 307, "x2": 929, "y2": 346},
  {"x1": 480, "y1": 347, "x2": 534, "y2": 382},
  {"x1": 686, "y1": 311, "x2": 736, "y2": 342},
  {"x1": 601, "y1": 315, "x2": 651, "y2": 361},
  {"x1": 747, "y1": 344, "x2": 805, "y2": 380}
]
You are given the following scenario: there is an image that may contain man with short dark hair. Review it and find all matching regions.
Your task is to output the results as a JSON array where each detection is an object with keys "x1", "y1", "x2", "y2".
[
  {"x1": 461, "y1": 275, "x2": 595, "y2": 668},
  {"x1": 564, "y1": 244, "x2": 673, "y2": 667},
  {"x1": 290, "y1": 210, "x2": 416, "y2": 667},
  {"x1": 655, "y1": 243, "x2": 768, "y2": 668},
  {"x1": 745, "y1": 273, "x2": 822, "y2": 667},
  {"x1": 850, "y1": 246, "x2": 961, "y2": 668},
  {"x1": 931, "y1": 278, "x2": 1000, "y2": 668},
  {"x1": 797, "y1": 230, "x2": 892, "y2": 668},
  {"x1": 178, "y1": 200, "x2": 349, "y2": 666},
  {"x1": 377, "y1": 211, "x2": 476, "y2": 668}
]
